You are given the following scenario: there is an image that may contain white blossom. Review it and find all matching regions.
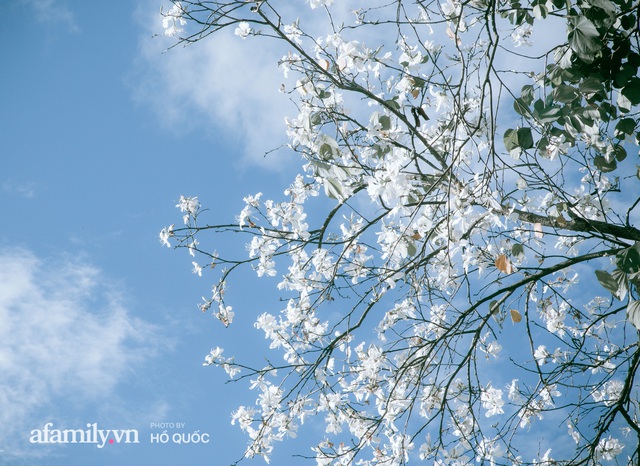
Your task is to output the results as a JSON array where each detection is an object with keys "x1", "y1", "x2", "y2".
[
  {"x1": 596, "y1": 436, "x2": 624, "y2": 460},
  {"x1": 159, "y1": 224, "x2": 174, "y2": 247},
  {"x1": 567, "y1": 422, "x2": 581, "y2": 444},
  {"x1": 534, "y1": 345, "x2": 550, "y2": 365},
  {"x1": 476, "y1": 437, "x2": 504, "y2": 466},
  {"x1": 544, "y1": 135, "x2": 571, "y2": 160},
  {"x1": 162, "y1": 2, "x2": 186, "y2": 37},
  {"x1": 284, "y1": 22, "x2": 303, "y2": 45},
  {"x1": 234, "y1": 21, "x2": 252, "y2": 39},
  {"x1": 591, "y1": 380, "x2": 624, "y2": 407},
  {"x1": 511, "y1": 24, "x2": 533, "y2": 47},
  {"x1": 176, "y1": 195, "x2": 199, "y2": 224},
  {"x1": 481, "y1": 386, "x2": 504, "y2": 417}
]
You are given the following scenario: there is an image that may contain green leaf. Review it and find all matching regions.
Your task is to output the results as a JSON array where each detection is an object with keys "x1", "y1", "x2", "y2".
[
  {"x1": 372, "y1": 143, "x2": 391, "y2": 159},
  {"x1": 384, "y1": 99, "x2": 401, "y2": 111},
  {"x1": 564, "y1": 115, "x2": 584, "y2": 137},
  {"x1": 318, "y1": 89, "x2": 332, "y2": 100},
  {"x1": 533, "y1": 3, "x2": 547, "y2": 18},
  {"x1": 504, "y1": 129, "x2": 518, "y2": 152},
  {"x1": 310, "y1": 159, "x2": 330, "y2": 172},
  {"x1": 614, "y1": 145, "x2": 627, "y2": 162},
  {"x1": 553, "y1": 84, "x2": 578, "y2": 103},
  {"x1": 521, "y1": 84, "x2": 535, "y2": 105},
  {"x1": 504, "y1": 128, "x2": 534, "y2": 152},
  {"x1": 621, "y1": 14, "x2": 637, "y2": 31},
  {"x1": 413, "y1": 77, "x2": 427, "y2": 88},
  {"x1": 594, "y1": 154, "x2": 617, "y2": 172},
  {"x1": 517, "y1": 127, "x2": 534, "y2": 149},
  {"x1": 536, "y1": 136, "x2": 549, "y2": 154},
  {"x1": 568, "y1": 16, "x2": 603, "y2": 63},
  {"x1": 617, "y1": 92, "x2": 632, "y2": 112},
  {"x1": 512, "y1": 243, "x2": 525, "y2": 258},
  {"x1": 536, "y1": 105, "x2": 562, "y2": 123},
  {"x1": 514, "y1": 98, "x2": 530, "y2": 116},
  {"x1": 585, "y1": 0, "x2": 617, "y2": 28},
  {"x1": 323, "y1": 177, "x2": 343, "y2": 200},
  {"x1": 595, "y1": 269, "x2": 620, "y2": 295},
  {"x1": 629, "y1": 271, "x2": 640, "y2": 288},
  {"x1": 599, "y1": 102, "x2": 617, "y2": 120},
  {"x1": 544, "y1": 93, "x2": 554, "y2": 107},
  {"x1": 319, "y1": 142, "x2": 338, "y2": 160},
  {"x1": 533, "y1": 99, "x2": 545, "y2": 113},
  {"x1": 614, "y1": 64, "x2": 636, "y2": 88},
  {"x1": 310, "y1": 112, "x2": 323, "y2": 126},
  {"x1": 615, "y1": 118, "x2": 637, "y2": 137},
  {"x1": 579, "y1": 77, "x2": 605, "y2": 94},
  {"x1": 406, "y1": 240, "x2": 417, "y2": 257},
  {"x1": 627, "y1": 300, "x2": 640, "y2": 330},
  {"x1": 617, "y1": 243, "x2": 640, "y2": 273},
  {"x1": 586, "y1": 0, "x2": 616, "y2": 15},
  {"x1": 379, "y1": 115, "x2": 392, "y2": 131},
  {"x1": 576, "y1": 105, "x2": 600, "y2": 121},
  {"x1": 612, "y1": 269, "x2": 629, "y2": 301},
  {"x1": 622, "y1": 78, "x2": 640, "y2": 105}
]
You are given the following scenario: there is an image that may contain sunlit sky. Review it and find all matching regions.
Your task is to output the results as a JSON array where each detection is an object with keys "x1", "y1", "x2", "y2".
[{"x1": 1, "y1": 1, "x2": 302, "y2": 464}]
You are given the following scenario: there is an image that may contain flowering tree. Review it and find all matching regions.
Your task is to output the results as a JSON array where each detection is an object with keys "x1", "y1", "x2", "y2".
[{"x1": 159, "y1": 0, "x2": 640, "y2": 464}]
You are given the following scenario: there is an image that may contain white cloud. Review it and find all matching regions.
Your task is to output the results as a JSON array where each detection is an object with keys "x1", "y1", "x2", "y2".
[
  {"x1": 23, "y1": 0, "x2": 79, "y2": 33},
  {"x1": 2, "y1": 180, "x2": 38, "y2": 199},
  {"x1": 130, "y1": 1, "x2": 392, "y2": 172},
  {"x1": 131, "y1": 3, "x2": 295, "y2": 170},
  {"x1": 0, "y1": 248, "x2": 160, "y2": 458}
]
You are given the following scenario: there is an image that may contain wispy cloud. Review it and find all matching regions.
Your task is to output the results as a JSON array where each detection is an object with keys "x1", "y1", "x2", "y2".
[
  {"x1": 22, "y1": 0, "x2": 79, "y2": 33},
  {"x1": 2, "y1": 180, "x2": 38, "y2": 199},
  {"x1": 131, "y1": 3, "x2": 295, "y2": 170},
  {"x1": 0, "y1": 248, "x2": 161, "y2": 459}
]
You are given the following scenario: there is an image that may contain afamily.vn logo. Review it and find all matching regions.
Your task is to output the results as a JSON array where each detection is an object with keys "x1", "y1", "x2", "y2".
[{"x1": 30, "y1": 423, "x2": 139, "y2": 448}]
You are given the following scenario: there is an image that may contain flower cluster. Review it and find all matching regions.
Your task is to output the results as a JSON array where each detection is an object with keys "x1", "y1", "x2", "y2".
[{"x1": 161, "y1": 2, "x2": 186, "y2": 38}]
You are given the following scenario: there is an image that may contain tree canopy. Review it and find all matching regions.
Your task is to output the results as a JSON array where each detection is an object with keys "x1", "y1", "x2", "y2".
[{"x1": 159, "y1": 0, "x2": 640, "y2": 464}]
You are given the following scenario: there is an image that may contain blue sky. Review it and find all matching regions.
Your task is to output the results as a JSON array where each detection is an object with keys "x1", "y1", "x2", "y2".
[
  {"x1": 0, "y1": 1, "x2": 303, "y2": 464},
  {"x1": 3, "y1": 1, "x2": 636, "y2": 465}
]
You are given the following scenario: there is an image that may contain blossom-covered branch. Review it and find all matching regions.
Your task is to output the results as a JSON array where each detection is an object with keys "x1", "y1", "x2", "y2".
[{"x1": 159, "y1": 0, "x2": 640, "y2": 464}]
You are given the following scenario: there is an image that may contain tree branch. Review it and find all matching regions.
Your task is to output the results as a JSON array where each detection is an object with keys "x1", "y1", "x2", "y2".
[{"x1": 511, "y1": 207, "x2": 640, "y2": 243}]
